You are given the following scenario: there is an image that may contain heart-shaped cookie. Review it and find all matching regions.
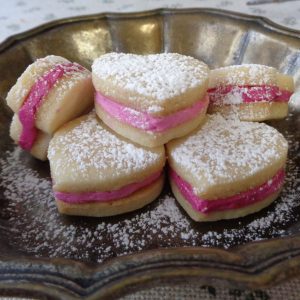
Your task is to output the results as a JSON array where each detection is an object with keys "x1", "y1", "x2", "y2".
[
  {"x1": 208, "y1": 64, "x2": 294, "y2": 121},
  {"x1": 167, "y1": 114, "x2": 288, "y2": 222},
  {"x1": 7, "y1": 55, "x2": 94, "y2": 160},
  {"x1": 48, "y1": 112, "x2": 165, "y2": 217},
  {"x1": 92, "y1": 53, "x2": 209, "y2": 147}
]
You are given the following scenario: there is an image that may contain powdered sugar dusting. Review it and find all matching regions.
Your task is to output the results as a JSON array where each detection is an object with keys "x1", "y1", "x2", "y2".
[
  {"x1": 216, "y1": 87, "x2": 244, "y2": 105},
  {"x1": 209, "y1": 85, "x2": 282, "y2": 106},
  {"x1": 92, "y1": 53, "x2": 209, "y2": 112},
  {"x1": 0, "y1": 124, "x2": 299, "y2": 260},
  {"x1": 0, "y1": 148, "x2": 198, "y2": 260},
  {"x1": 202, "y1": 129, "x2": 300, "y2": 248},
  {"x1": 47, "y1": 62, "x2": 90, "y2": 97},
  {"x1": 209, "y1": 64, "x2": 277, "y2": 88},
  {"x1": 48, "y1": 113, "x2": 164, "y2": 190},
  {"x1": 6, "y1": 55, "x2": 70, "y2": 110},
  {"x1": 168, "y1": 114, "x2": 288, "y2": 194},
  {"x1": 6, "y1": 55, "x2": 91, "y2": 116}
]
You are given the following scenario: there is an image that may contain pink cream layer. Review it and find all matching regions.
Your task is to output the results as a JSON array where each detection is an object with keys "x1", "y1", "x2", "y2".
[
  {"x1": 54, "y1": 170, "x2": 162, "y2": 204},
  {"x1": 170, "y1": 168, "x2": 285, "y2": 214},
  {"x1": 18, "y1": 63, "x2": 84, "y2": 150},
  {"x1": 207, "y1": 85, "x2": 292, "y2": 105},
  {"x1": 95, "y1": 92, "x2": 208, "y2": 133}
]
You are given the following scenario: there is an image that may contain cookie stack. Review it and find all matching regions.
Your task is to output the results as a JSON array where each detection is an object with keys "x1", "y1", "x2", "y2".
[
  {"x1": 5, "y1": 53, "x2": 294, "y2": 222},
  {"x1": 6, "y1": 55, "x2": 94, "y2": 160}
]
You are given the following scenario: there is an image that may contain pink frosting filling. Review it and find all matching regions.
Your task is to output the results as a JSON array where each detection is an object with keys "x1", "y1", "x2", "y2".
[
  {"x1": 18, "y1": 63, "x2": 84, "y2": 150},
  {"x1": 54, "y1": 170, "x2": 162, "y2": 204},
  {"x1": 208, "y1": 85, "x2": 292, "y2": 105},
  {"x1": 95, "y1": 92, "x2": 208, "y2": 132},
  {"x1": 170, "y1": 168, "x2": 285, "y2": 214}
]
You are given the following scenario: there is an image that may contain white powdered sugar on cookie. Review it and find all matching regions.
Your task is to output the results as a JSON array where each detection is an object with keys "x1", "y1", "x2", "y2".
[
  {"x1": 210, "y1": 86, "x2": 279, "y2": 106},
  {"x1": 7, "y1": 55, "x2": 70, "y2": 110},
  {"x1": 211, "y1": 86, "x2": 244, "y2": 105},
  {"x1": 208, "y1": 65, "x2": 293, "y2": 122},
  {"x1": 6, "y1": 55, "x2": 91, "y2": 114},
  {"x1": 37, "y1": 64, "x2": 90, "y2": 112},
  {"x1": 0, "y1": 131, "x2": 299, "y2": 259},
  {"x1": 209, "y1": 64, "x2": 277, "y2": 88},
  {"x1": 48, "y1": 113, "x2": 163, "y2": 180},
  {"x1": 170, "y1": 114, "x2": 288, "y2": 193},
  {"x1": 92, "y1": 53, "x2": 208, "y2": 105}
]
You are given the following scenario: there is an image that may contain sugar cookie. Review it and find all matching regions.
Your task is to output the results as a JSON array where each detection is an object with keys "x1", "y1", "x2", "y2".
[
  {"x1": 208, "y1": 64, "x2": 294, "y2": 121},
  {"x1": 6, "y1": 55, "x2": 93, "y2": 160},
  {"x1": 48, "y1": 113, "x2": 165, "y2": 217},
  {"x1": 92, "y1": 53, "x2": 209, "y2": 147},
  {"x1": 167, "y1": 114, "x2": 288, "y2": 222}
]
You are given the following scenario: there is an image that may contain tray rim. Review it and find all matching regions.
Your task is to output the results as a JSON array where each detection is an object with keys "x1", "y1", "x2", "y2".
[
  {"x1": 0, "y1": 7, "x2": 300, "y2": 299},
  {"x1": 1, "y1": 7, "x2": 300, "y2": 53}
]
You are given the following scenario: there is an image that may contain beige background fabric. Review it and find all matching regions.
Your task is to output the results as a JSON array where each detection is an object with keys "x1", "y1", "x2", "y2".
[{"x1": 122, "y1": 277, "x2": 300, "y2": 299}]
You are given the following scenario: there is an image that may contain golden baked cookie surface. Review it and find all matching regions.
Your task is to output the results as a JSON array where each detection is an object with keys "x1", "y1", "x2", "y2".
[
  {"x1": 6, "y1": 55, "x2": 69, "y2": 112},
  {"x1": 48, "y1": 113, "x2": 165, "y2": 193},
  {"x1": 209, "y1": 64, "x2": 293, "y2": 90},
  {"x1": 167, "y1": 114, "x2": 288, "y2": 199},
  {"x1": 92, "y1": 52, "x2": 209, "y2": 116}
]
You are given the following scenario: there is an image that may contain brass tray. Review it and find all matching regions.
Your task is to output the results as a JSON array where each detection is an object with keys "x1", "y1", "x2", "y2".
[{"x1": 0, "y1": 8, "x2": 300, "y2": 299}]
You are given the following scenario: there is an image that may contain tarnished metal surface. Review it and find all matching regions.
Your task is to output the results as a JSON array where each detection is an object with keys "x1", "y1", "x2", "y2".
[{"x1": 0, "y1": 8, "x2": 299, "y2": 299}]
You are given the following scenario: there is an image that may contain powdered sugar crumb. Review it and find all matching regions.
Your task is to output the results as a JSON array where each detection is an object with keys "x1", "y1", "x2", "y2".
[
  {"x1": 208, "y1": 86, "x2": 281, "y2": 106},
  {"x1": 218, "y1": 87, "x2": 244, "y2": 105}
]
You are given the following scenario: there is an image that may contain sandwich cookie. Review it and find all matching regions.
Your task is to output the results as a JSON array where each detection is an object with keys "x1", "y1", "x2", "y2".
[
  {"x1": 92, "y1": 53, "x2": 210, "y2": 147},
  {"x1": 6, "y1": 55, "x2": 94, "y2": 160},
  {"x1": 208, "y1": 64, "x2": 294, "y2": 121},
  {"x1": 167, "y1": 114, "x2": 288, "y2": 222},
  {"x1": 48, "y1": 112, "x2": 165, "y2": 217}
]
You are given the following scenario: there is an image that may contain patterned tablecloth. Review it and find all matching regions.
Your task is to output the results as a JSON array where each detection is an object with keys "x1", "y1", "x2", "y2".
[{"x1": 1, "y1": 1, "x2": 300, "y2": 299}]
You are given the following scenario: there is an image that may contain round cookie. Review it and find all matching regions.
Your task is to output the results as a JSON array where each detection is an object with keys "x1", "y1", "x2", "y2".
[
  {"x1": 167, "y1": 114, "x2": 288, "y2": 222},
  {"x1": 92, "y1": 53, "x2": 210, "y2": 147},
  {"x1": 48, "y1": 112, "x2": 166, "y2": 217},
  {"x1": 6, "y1": 55, "x2": 94, "y2": 160},
  {"x1": 208, "y1": 64, "x2": 294, "y2": 121}
]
